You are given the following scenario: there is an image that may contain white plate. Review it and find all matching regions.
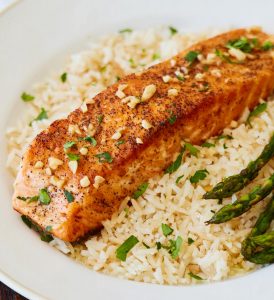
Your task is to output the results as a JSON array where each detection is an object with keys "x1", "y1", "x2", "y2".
[{"x1": 0, "y1": 0, "x2": 273, "y2": 299}]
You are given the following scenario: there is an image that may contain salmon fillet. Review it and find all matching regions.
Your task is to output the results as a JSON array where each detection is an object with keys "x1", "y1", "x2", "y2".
[{"x1": 13, "y1": 28, "x2": 274, "y2": 242}]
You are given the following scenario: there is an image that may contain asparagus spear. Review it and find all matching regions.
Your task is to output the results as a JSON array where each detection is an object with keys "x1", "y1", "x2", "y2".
[
  {"x1": 241, "y1": 195, "x2": 274, "y2": 264},
  {"x1": 204, "y1": 133, "x2": 274, "y2": 199},
  {"x1": 241, "y1": 196, "x2": 274, "y2": 260},
  {"x1": 206, "y1": 173, "x2": 274, "y2": 224}
]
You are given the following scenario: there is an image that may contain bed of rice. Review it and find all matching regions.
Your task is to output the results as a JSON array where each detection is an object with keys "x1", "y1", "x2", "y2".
[{"x1": 6, "y1": 27, "x2": 274, "y2": 285}]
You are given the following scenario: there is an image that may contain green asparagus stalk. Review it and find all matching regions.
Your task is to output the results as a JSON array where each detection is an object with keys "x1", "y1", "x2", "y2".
[
  {"x1": 203, "y1": 133, "x2": 274, "y2": 199},
  {"x1": 206, "y1": 173, "x2": 274, "y2": 224},
  {"x1": 241, "y1": 196, "x2": 274, "y2": 264}
]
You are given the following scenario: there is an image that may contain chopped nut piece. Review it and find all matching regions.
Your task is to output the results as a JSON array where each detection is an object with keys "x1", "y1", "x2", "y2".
[
  {"x1": 48, "y1": 157, "x2": 63, "y2": 170},
  {"x1": 111, "y1": 131, "x2": 122, "y2": 140},
  {"x1": 87, "y1": 123, "x2": 96, "y2": 136},
  {"x1": 195, "y1": 73, "x2": 205, "y2": 81},
  {"x1": 45, "y1": 167, "x2": 52, "y2": 176},
  {"x1": 168, "y1": 88, "x2": 179, "y2": 97},
  {"x1": 93, "y1": 175, "x2": 105, "y2": 189},
  {"x1": 170, "y1": 59, "x2": 176, "y2": 67},
  {"x1": 141, "y1": 119, "x2": 152, "y2": 130},
  {"x1": 80, "y1": 147, "x2": 88, "y2": 155},
  {"x1": 80, "y1": 176, "x2": 90, "y2": 187},
  {"x1": 181, "y1": 66, "x2": 188, "y2": 74},
  {"x1": 68, "y1": 161, "x2": 78, "y2": 174},
  {"x1": 136, "y1": 137, "x2": 143, "y2": 144},
  {"x1": 80, "y1": 102, "x2": 88, "y2": 113},
  {"x1": 141, "y1": 84, "x2": 156, "y2": 101},
  {"x1": 115, "y1": 84, "x2": 128, "y2": 99},
  {"x1": 162, "y1": 75, "x2": 171, "y2": 83},
  {"x1": 228, "y1": 48, "x2": 246, "y2": 61},
  {"x1": 211, "y1": 69, "x2": 221, "y2": 77},
  {"x1": 68, "y1": 124, "x2": 81, "y2": 135},
  {"x1": 50, "y1": 176, "x2": 65, "y2": 189},
  {"x1": 122, "y1": 96, "x2": 141, "y2": 109},
  {"x1": 34, "y1": 161, "x2": 44, "y2": 169}
]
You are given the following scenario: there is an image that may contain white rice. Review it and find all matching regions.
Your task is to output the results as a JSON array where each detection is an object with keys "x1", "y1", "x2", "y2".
[{"x1": 6, "y1": 27, "x2": 274, "y2": 285}]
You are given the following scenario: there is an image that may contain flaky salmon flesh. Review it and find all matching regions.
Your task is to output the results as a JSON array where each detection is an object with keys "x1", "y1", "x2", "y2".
[{"x1": 13, "y1": 28, "x2": 274, "y2": 242}]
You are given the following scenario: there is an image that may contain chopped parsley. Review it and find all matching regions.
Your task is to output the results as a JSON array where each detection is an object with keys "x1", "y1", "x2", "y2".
[
  {"x1": 165, "y1": 147, "x2": 185, "y2": 174},
  {"x1": 246, "y1": 102, "x2": 267, "y2": 126},
  {"x1": 66, "y1": 153, "x2": 80, "y2": 161},
  {"x1": 223, "y1": 143, "x2": 228, "y2": 149},
  {"x1": 21, "y1": 92, "x2": 35, "y2": 102},
  {"x1": 169, "y1": 26, "x2": 178, "y2": 36},
  {"x1": 261, "y1": 41, "x2": 274, "y2": 51},
  {"x1": 39, "y1": 189, "x2": 51, "y2": 205},
  {"x1": 95, "y1": 152, "x2": 113, "y2": 163},
  {"x1": 189, "y1": 272, "x2": 204, "y2": 280},
  {"x1": 119, "y1": 28, "x2": 132, "y2": 34},
  {"x1": 64, "y1": 190, "x2": 74, "y2": 203},
  {"x1": 129, "y1": 58, "x2": 137, "y2": 68},
  {"x1": 64, "y1": 141, "x2": 76, "y2": 149},
  {"x1": 185, "y1": 142, "x2": 199, "y2": 157},
  {"x1": 188, "y1": 237, "x2": 195, "y2": 245},
  {"x1": 190, "y1": 169, "x2": 209, "y2": 184},
  {"x1": 21, "y1": 215, "x2": 53, "y2": 242},
  {"x1": 142, "y1": 242, "x2": 150, "y2": 249},
  {"x1": 79, "y1": 136, "x2": 97, "y2": 146},
  {"x1": 168, "y1": 112, "x2": 177, "y2": 125},
  {"x1": 116, "y1": 76, "x2": 121, "y2": 82},
  {"x1": 156, "y1": 241, "x2": 162, "y2": 250},
  {"x1": 60, "y1": 72, "x2": 67, "y2": 82},
  {"x1": 201, "y1": 141, "x2": 215, "y2": 148},
  {"x1": 115, "y1": 235, "x2": 139, "y2": 261},
  {"x1": 216, "y1": 134, "x2": 233, "y2": 140},
  {"x1": 168, "y1": 236, "x2": 183, "y2": 259},
  {"x1": 226, "y1": 37, "x2": 255, "y2": 53},
  {"x1": 175, "y1": 175, "x2": 184, "y2": 184},
  {"x1": 97, "y1": 115, "x2": 104, "y2": 124},
  {"x1": 185, "y1": 51, "x2": 199, "y2": 64},
  {"x1": 17, "y1": 195, "x2": 39, "y2": 203},
  {"x1": 116, "y1": 139, "x2": 125, "y2": 147},
  {"x1": 215, "y1": 49, "x2": 234, "y2": 64},
  {"x1": 152, "y1": 53, "x2": 161, "y2": 60},
  {"x1": 175, "y1": 73, "x2": 185, "y2": 81},
  {"x1": 132, "y1": 182, "x2": 149, "y2": 199},
  {"x1": 161, "y1": 223, "x2": 174, "y2": 237},
  {"x1": 29, "y1": 108, "x2": 48, "y2": 126}
]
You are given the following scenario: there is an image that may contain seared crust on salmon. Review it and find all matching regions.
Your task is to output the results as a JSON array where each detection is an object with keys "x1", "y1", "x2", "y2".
[{"x1": 13, "y1": 28, "x2": 274, "y2": 241}]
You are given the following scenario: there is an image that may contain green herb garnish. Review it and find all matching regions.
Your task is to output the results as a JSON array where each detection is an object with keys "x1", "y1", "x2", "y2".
[
  {"x1": 189, "y1": 272, "x2": 204, "y2": 280},
  {"x1": 169, "y1": 236, "x2": 183, "y2": 259},
  {"x1": 190, "y1": 169, "x2": 209, "y2": 184},
  {"x1": 185, "y1": 51, "x2": 199, "y2": 64},
  {"x1": 261, "y1": 41, "x2": 274, "y2": 51},
  {"x1": 39, "y1": 189, "x2": 51, "y2": 205},
  {"x1": 201, "y1": 142, "x2": 215, "y2": 148},
  {"x1": 152, "y1": 53, "x2": 161, "y2": 60},
  {"x1": 21, "y1": 92, "x2": 35, "y2": 102},
  {"x1": 97, "y1": 115, "x2": 104, "y2": 124},
  {"x1": 64, "y1": 141, "x2": 76, "y2": 149},
  {"x1": 169, "y1": 26, "x2": 178, "y2": 36},
  {"x1": 17, "y1": 195, "x2": 39, "y2": 203},
  {"x1": 129, "y1": 58, "x2": 136, "y2": 68},
  {"x1": 79, "y1": 136, "x2": 97, "y2": 146},
  {"x1": 116, "y1": 139, "x2": 125, "y2": 146},
  {"x1": 156, "y1": 242, "x2": 162, "y2": 250},
  {"x1": 198, "y1": 82, "x2": 210, "y2": 92},
  {"x1": 216, "y1": 134, "x2": 233, "y2": 140},
  {"x1": 95, "y1": 152, "x2": 113, "y2": 163},
  {"x1": 161, "y1": 223, "x2": 174, "y2": 237},
  {"x1": 21, "y1": 215, "x2": 32, "y2": 228},
  {"x1": 115, "y1": 235, "x2": 139, "y2": 261},
  {"x1": 165, "y1": 147, "x2": 185, "y2": 174},
  {"x1": 175, "y1": 73, "x2": 185, "y2": 81},
  {"x1": 64, "y1": 190, "x2": 74, "y2": 203},
  {"x1": 226, "y1": 37, "x2": 254, "y2": 53},
  {"x1": 188, "y1": 237, "x2": 195, "y2": 245},
  {"x1": 142, "y1": 242, "x2": 150, "y2": 249},
  {"x1": 176, "y1": 175, "x2": 184, "y2": 184},
  {"x1": 60, "y1": 72, "x2": 67, "y2": 82},
  {"x1": 132, "y1": 182, "x2": 149, "y2": 199},
  {"x1": 67, "y1": 153, "x2": 80, "y2": 161},
  {"x1": 119, "y1": 28, "x2": 132, "y2": 34},
  {"x1": 185, "y1": 142, "x2": 199, "y2": 157},
  {"x1": 45, "y1": 226, "x2": 52, "y2": 232},
  {"x1": 246, "y1": 102, "x2": 267, "y2": 126},
  {"x1": 29, "y1": 108, "x2": 48, "y2": 126},
  {"x1": 215, "y1": 49, "x2": 234, "y2": 64},
  {"x1": 168, "y1": 112, "x2": 177, "y2": 125}
]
